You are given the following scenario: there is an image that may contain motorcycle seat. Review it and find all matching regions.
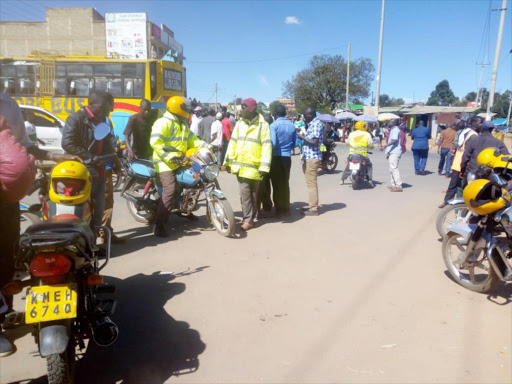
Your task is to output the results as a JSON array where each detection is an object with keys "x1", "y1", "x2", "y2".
[
  {"x1": 130, "y1": 159, "x2": 156, "y2": 178},
  {"x1": 24, "y1": 216, "x2": 95, "y2": 245}
]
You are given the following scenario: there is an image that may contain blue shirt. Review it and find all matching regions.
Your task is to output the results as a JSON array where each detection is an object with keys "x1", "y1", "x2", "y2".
[
  {"x1": 411, "y1": 125, "x2": 431, "y2": 150},
  {"x1": 303, "y1": 117, "x2": 324, "y2": 160},
  {"x1": 270, "y1": 117, "x2": 297, "y2": 157}
]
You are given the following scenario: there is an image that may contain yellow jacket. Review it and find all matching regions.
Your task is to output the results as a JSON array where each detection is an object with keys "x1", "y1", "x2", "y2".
[
  {"x1": 150, "y1": 112, "x2": 206, "y2": 173},
  {"x1": 347, "y1": 130, "x2": 374, "y2": 156},
  {"x1": 224, "y1": 114, "x2": 272, "y2": 180}
]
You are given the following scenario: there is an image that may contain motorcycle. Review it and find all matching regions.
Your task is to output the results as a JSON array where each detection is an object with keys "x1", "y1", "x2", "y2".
[
  {"x1": 2, "y1": 123, "x2": 119, "y2": 384},
  {"x1": 121, "y1": 147, "x2": 236, "y2": 237},
  {"x1": 301, "y1": 138, "x2": 338, "y2": 174}
]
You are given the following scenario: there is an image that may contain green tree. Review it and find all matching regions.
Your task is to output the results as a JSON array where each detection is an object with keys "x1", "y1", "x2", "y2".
[
  {"x1": 283, "y1": 54, "x2": 375, "y2": 113},
  {"x1": 491, "y1": 90, "x2": 512, "y2": 117},
  {"x1": 379, "y1": 94, "x2": 404, "y2": 107},
  {"x1": 269, "y1": 100, "x2": 285, "y2": 115},
  {"x1": 465, "y1": 92, "x2": 477, "y2": 102},
  {"x1": 426, "y1": 80, "x2": 457, "y2": 106}
]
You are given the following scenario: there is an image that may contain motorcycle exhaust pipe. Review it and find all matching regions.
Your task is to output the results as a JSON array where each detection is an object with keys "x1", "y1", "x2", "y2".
[{"x1": 92, "y1": 317, "x2": 119, "y2": 347}]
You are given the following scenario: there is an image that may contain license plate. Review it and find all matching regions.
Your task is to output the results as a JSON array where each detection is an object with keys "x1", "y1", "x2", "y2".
[
  {"x1": 25, "y1": 284, "x2": 77, "y2": 324},
  {"x1": 349, "y1": 163, "x2": 360, "y2": 170}
]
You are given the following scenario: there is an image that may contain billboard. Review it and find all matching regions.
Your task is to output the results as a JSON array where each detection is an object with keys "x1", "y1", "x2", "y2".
[{"x1": 105, "y1": 13, "x2": 147, "y2": 59}]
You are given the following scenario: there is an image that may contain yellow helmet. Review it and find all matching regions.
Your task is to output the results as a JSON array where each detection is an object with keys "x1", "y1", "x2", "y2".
[
  {"x1": 463, "y1": 179, "x2": 510, "y2": 215},
  {"x1": 166, "y1": 96, "x2": 191, "y2": 119},
  {"x1": 477, "y1": 147, "x2": 502, "y2": 168},
  {"x1": 49, "y1": 161, "x2": 91, "y2": 206},
  {"x1": 354, "y1": 121, "x2": 366, "y2": 131}
]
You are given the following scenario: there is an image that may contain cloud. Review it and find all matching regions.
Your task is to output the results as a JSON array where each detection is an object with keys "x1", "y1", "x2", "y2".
[
  {"x1": 284, "y1": 16, "x2": 301, "y2": 25},
  {"x1": 259, "y1": 74, "x2": 269, "y2": 87}
]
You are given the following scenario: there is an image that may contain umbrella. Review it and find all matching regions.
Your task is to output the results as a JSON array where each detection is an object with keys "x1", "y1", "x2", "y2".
[
  {"x1": 354, "y1": 114, "x2": 377, "y2": 123},
  {"x1": 335, "y1": 111, "x2": 357, "y2": 120},
  {"x1": 317, "y1": 114, "x2": 340, "y2": 124},
  {"x1": 378, "y1": 113, "x2": 400, "y2": 121}
]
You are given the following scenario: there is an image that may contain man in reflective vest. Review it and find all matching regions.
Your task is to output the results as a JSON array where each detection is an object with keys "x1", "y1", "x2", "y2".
[
  {"x1": 223, "y1": 98, "x2": 272, "y2": 231},
  {"x1": 150, "y1": 96, "x2": 208, "y2": 237}
]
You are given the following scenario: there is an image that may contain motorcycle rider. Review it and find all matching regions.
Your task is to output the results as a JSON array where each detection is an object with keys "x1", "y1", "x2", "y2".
[
  {"x1": 150, "y1": 96, "x2": 210, "y2": 237},
  {"x1": 340, "y1": 120, "x2": 375, "y2": 186}
]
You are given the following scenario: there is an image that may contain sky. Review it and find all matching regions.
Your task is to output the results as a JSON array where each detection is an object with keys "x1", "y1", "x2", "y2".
[{"x1": 1, "y1": 0, "x2": 512, "y2": 106}]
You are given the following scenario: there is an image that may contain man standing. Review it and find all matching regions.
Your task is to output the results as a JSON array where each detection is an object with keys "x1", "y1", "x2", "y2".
[
  {"x1": 221, "y1": 112, "x2": 233, "y2": 163},
  {"x1": 411, "y1": 120, "x2": 431, "y2": 175},
  {"x1": 190, "y1": 106, "x2": 202, "y2": 135},
  {"x1": 297, "y1": 107, "x2": 324, "y2": 215},
  {"x1": 198, "y1": 109, "x2": 216, "y2": 144},
  {"x1": 381, "y1": 119, "x2": 403, "y2": 192},
  {"x1": 224, "y1": 98, "x2": 272, "y2": 231},
  {"x1": 437, "y1": 123, "x2": 456, "y2": 176},
  {"x1": 124, "y1": 99, "x2": 158, "y2": 160},
  {"x1": 61, "y1": 90, "x2": 119, "y2": 229},
  {"x1": 211, "y1": 112, "x2": 223, "y2": 163},
  {"x1": 150, "y1": 96, "x2": 208, "y2": 237},
  {"x1": 269, "y1": 104, "x2": 297, "y2": 216}
]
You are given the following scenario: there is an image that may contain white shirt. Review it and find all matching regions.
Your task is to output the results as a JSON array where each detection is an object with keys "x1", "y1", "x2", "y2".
[
  {"x1": 210, "y1": 120, "x2": 223, "y2": 147},
  {"x1": 190, "y1": 114, "x2": 201, "y2": 135}
]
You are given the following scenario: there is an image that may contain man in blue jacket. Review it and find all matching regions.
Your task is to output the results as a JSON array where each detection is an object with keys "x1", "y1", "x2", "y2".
[{"x1": 411, "y1": 120, "x2": 431, "y2": 175}]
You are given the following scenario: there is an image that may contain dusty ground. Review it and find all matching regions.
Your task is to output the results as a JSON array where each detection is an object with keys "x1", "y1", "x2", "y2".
[{"x1": 1, "y1": 144, "x2": 511, "y2": 384}]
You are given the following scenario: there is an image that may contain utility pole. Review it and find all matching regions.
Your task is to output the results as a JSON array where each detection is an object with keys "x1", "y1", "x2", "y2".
[
  {"x1": 346, "y1": 42, "x2": 351, "y2": 110},
  {"x1": 506, "y1": 95, "x2": 512, "y2": 128},
  {"x1": 374, "y1": 0, "x2": 385, "y2": 115},
  {"x1": 486, "y1": 0, "x2": 507, "y2": 120},
  {"x1": 215, "y1": 82, "x2": 218, "y2": 112},
  {"x1": 475, "y1": 64, "x2": 489, "y2": 107}
]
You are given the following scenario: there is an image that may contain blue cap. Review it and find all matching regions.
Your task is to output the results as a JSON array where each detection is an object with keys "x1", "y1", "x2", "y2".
[{"x1": 482, "y1": 121, "x2": 495, "y2": 130}]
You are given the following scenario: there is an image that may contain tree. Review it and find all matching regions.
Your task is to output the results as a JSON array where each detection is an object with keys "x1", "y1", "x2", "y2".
[
  {"x1": 269, "y1": 100, "x2": 285, "y2": 115},
  {"x1": 491, "y1": 90, "x2": 512, "y2": 117},
  {"x1": 426, "y1": 80, "x2": 457, "y2": 106},
  {"x1": 283, "y1": 54, "x2": 375, "y2": 113},
  {"x1": 465, "y1": 92, "x2": 477, "y2": 102},
  {"x1": 379, "y1": 94, "x2": 404, "y2": 107}
]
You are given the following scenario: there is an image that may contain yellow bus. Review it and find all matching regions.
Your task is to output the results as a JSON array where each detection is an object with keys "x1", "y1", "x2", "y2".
[{"x1": 0, "y1": 54, "x2": 186, "y2": 139}]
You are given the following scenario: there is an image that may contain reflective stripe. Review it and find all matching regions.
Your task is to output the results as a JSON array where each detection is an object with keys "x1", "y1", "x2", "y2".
[
  {"x1": 260, "y1": 162, "x2": 271, "y2": 168},
  {"x1": 151, "y1": 133, "x2": 168, "y2": 141},
  {"x1": 230, "y1": 137, "x2": 238, "y2": 142},
  {"x1": 261, "y1": 139, "x2": 272, "y2": 144},
  {"x1": 163, "y1": 146, "x2": 179, "y2": 152},
  {"x1": 232, "y1": 161, "x2": 258, "y2": 169},
  {"x1": 244, "y1": 137, "x2": 261, "y2": 144}
]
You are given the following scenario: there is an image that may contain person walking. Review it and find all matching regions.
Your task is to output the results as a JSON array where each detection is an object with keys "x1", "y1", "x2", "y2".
[
  {"x1": 269, "y1": 104, "x2": 297, "y2": 217},
  {"x1": 381, "y1": 119, "x2": 404, "y2": 192},
  {"x1": 221, "y1": 112, "x2": 233, "y2": 163},
  {"x1": 297, "y1": 107, "x2": 324, "y2": 215},
  {"x1": 437, "y1": 123, "x2": 456, "y2": 176},
  {"x1": 198, "y1": 109, "x2": 216, "y2": 144},
  {"x1": 223, "y1": 98, "x2": 272, "y2": 231},
  {"x1": 211, "y1": 112, "x2": 223, "y2": 163},
  {"x1": 190, "y1": 106, "x2": 202, "y2": 135},
  {"x1": 411, "y1": 120, "x2": 431, "y2": 175},
  {"x1": 123, "y1": 99, "x2": 158, "y2": 161}
]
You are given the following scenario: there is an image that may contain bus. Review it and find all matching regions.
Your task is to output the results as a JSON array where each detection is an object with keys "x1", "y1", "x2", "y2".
[{"x1": 0, "y1": 54, "x2": 186, "y2": 140}]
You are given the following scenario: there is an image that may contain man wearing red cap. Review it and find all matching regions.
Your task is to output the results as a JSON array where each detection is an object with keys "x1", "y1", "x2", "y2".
[{"x1": 223, "y1": 98, "x2": 272, "y2": 231}]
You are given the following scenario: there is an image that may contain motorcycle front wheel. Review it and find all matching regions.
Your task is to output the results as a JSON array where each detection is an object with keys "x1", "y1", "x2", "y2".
[
  {"x1": 210, "y1": 197, "x2": 235, "y2": 237},
  {"x1": 46, "y1": 343, "x2": 75, "y2": 384},
  {"x1": 436, "y1": 203, "x2": 471, "y2": 238},
  {"x1": 125, "y1": 183, "x2": 157, "y2": 224},
  {"x1": 324, "y1": 152, "x2": 338, "y2": 173},
  {"x1": 442, "y1": 232, "x2": 499, "y2": 293}
]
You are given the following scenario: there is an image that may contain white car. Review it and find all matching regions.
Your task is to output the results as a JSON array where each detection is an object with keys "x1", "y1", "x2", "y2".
[{"x1": 20, "y1": 105, "x2": 65, "y2": 153}]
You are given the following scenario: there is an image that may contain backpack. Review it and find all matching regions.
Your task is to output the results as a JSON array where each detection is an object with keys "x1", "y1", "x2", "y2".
[
  {"x1": 399, "y1": 128, "x2": 407, "y2": 154},
  {"x1": 0, "y1": 114, "x2": 36, "y2": 203}
]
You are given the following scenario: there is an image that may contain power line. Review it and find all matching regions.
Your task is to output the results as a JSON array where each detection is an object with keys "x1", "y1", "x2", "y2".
[
  {"x1": 3, "y1": 1, "x2": 43, "y2": 21},
  {"x1": 186, "y1": 44, "x2": 347, "y2": 64}
]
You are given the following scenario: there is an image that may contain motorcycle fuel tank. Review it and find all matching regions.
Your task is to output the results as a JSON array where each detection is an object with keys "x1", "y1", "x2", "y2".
[{"x1": 176, "y1": 168, "x2": 200, "y2": 187}]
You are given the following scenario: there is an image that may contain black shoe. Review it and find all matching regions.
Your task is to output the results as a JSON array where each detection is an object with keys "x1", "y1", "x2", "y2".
[
  {"x1": 0, "y1": 333, "x2": 15, "y2": 357},
  {"x1": 302, "y1": 209, "x2": 319, "y2": 216},
  {"x1": 300, "y1": 206, "x2": 310, "y2": 212},
  {"x1": 153, "y1": 223, "x2": 169, "y2": 238}
]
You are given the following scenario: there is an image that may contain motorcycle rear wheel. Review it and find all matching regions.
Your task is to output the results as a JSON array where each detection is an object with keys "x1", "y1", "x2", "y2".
[
  {"x1": 442, "y1": 232, "x2": 499, "y2": 293},
  {"x1": 125, "y1": 183, "x2": 157, "y2": 224},
  {"x1": 46, "y1": 343, "x2": 75, "y2": 384},
  {"x1": 210, "y1": 197, "x2": 235, "y2": 237},
  {"x1": 324, "y1": 152, "x2": 338, "y2": 173},
  {"x1": 351, "y1": 177, "x2": 360, "y2": 190},
  {"x1": 436, "y1": 203, "x2": 470, "y2": 238}
]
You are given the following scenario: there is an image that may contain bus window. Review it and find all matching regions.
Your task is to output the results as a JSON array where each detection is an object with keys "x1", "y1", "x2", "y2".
[
  {"x1": 108, "y1": 78, "x2": 123, "y2": 97},
  {"x1": 150, "y1": 62, "x2": 157, "y2": 100},
  {"x1": 67, "y1": 64, "x2": 92, "y2": 96},
  {"x1": 123, "y1": 78, "x2": 144, "y2": 97},
  {"x1": 94, "y1": 77, "x2": 108, "y2": 92},
  {"x1": 0, "y1": 64, "x2": 17, "y2": 94}
]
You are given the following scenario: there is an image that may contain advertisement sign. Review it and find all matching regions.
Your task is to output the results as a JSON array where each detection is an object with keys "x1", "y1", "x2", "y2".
[
  {"x1": 163, "y1": 68, "x2": 182, "y2": 91},
  {"x1": 106, "y1": 13, "x2": 147, "y2": 59}
]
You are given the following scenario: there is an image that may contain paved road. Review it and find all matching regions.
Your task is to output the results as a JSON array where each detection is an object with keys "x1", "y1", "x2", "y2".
[{"x1": 2, "y1": 144, "x2": 511, "y2": 384}]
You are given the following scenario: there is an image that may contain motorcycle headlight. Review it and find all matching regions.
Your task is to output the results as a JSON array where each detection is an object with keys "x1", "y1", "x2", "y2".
[{"x1": 204, "y1": 164, "x2": 219, "y2": 181}]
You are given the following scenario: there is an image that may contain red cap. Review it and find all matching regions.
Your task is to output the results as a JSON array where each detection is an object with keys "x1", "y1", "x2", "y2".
[{"x1": 242, "y1": 98, "x2": 257, "y2": 112}]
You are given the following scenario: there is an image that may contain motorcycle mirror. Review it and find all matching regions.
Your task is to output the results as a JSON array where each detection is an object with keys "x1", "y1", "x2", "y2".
[{"x1": 94, "y1": 122, "x2": 111, "y2": 141}]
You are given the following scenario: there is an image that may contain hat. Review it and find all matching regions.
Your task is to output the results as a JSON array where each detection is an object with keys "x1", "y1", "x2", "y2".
[
  {"x1": 482, "y1": 121, "x2": 495, "y2": 130},
  {"x1": 241, "y1": 98, "x2": 257, "y2": 112},
  {"x1": 216, "y1": 112, "x2": 223, "y2": 119}
]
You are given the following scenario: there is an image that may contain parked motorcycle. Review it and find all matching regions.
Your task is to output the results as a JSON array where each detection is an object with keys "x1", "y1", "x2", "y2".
[
  {"x1": 121, "y1": 147, "x2": 236, "y2": 237},
  {"x1": 301, "y1": 138, "x2": 338, "y2": 174},
  {"x1": 2, "y1": 123, "x2": 118, "y2": 384}
]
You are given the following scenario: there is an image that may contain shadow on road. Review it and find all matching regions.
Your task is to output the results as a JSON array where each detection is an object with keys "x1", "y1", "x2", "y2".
[
  {"x1": 487, "y1": 282, "x2": 512, "y2": 305},
  {"x1": 75, "y1": 271, "x2": 206, "y2": 383}
]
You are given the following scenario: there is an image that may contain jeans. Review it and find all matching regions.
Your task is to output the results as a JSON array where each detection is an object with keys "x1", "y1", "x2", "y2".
[
  {"x1": 91, "y1": 177, "x2": 106, "y2": 229},
  {"x1": 438, "y1": 148, "x2": 452, "y2": 175},
  {"x1": 412, "y1": 149, "x2": 429, "y2": 173}
]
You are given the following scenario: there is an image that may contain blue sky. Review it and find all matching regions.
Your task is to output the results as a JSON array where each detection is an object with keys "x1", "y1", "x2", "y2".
[{"x1": 2, "y1": 0, "x2": 512, "y2": 106}]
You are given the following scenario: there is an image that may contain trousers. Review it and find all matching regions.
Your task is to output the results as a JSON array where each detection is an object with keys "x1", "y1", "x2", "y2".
[
  {"x1": 389, "y1": 154, "x2": 402, "y2": 187},
  {"x1": 91, "y1": 176, "x2": 106, "y2": 229},
  {"x1": 438, "y1": 148, "x2": 452, "y2": 175},
  {"x1": 257, "y1": 173, "x2": 272, "y2": 212},
  {"x1": 101, "y1": 170, "x2": 114, "y2": 230},
  {"x1": 269, "y1": 156, "x2": 292, "y2": 214},
  {"x1": 304, "y1": 159, "x2": 321, "y2": 211},
  {"x1": 444, "y1": 171, "x2": 462, "y2": 203},
  {"x1": 156, "y1": 171, "x2": 177, "y2": 225},
  {"x1": 238, "y1": 176, "x2": 260, "y2": 223},
  {"x1": 0, "y1": 200, "x2": 19, "y2": 318},
  {"x1": 412, "y1": 149, "x2": 429, "y2": 173}
]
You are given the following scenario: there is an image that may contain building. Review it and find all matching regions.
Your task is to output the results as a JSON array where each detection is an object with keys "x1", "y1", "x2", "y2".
[
  {"x1": 276, "y1": 97, "x2": 296, "y2": 112},
  {"x1": 0, "y1": 7, "x2": 183, "y2": 62}
]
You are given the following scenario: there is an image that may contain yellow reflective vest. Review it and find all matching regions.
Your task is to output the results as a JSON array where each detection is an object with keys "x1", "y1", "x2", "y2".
[
  {"x1": 347, "y1": 130, "x2": 374, "y2": 156},
  {"x1": 223, "y1": 114, "x2": 272, "y2": 180},
  {"x1": 150, "y1": 111, "x2": 206, "y2": 173}
]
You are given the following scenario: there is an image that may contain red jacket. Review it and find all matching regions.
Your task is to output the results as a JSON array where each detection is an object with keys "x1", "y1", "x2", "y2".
[{"x1": 0, "y1": 114, "x2": 36, "y2": 202}]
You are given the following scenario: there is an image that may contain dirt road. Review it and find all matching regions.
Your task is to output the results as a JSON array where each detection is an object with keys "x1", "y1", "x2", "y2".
[{"x1": 2, "y1": 145, "x2": 511, "y2": 384}]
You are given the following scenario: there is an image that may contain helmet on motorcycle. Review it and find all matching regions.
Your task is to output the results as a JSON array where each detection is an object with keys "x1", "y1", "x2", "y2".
[
  {"x1": 166, "y1": 96, "x2": 191, "y2": 119},
  {"x1": 476, "y1": 147, "x2": 502, "y2": 168},
  {"x1": 354, "y1": 121, "x2": 366, "y2": 131},
  {"x1": 463, "y1": 179, "x2": 510, "y2": 216},
  {"x1": 192, "y1": 147, "x2": 217, "y2": 166},
  {"x1": 49, "y1": 161, "x2": 91, "y2": 206}
]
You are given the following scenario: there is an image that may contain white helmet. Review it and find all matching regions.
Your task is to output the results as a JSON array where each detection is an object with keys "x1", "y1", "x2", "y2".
[{"x1": 216, "y1": 112, "x2": 223, "y2": 120}]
